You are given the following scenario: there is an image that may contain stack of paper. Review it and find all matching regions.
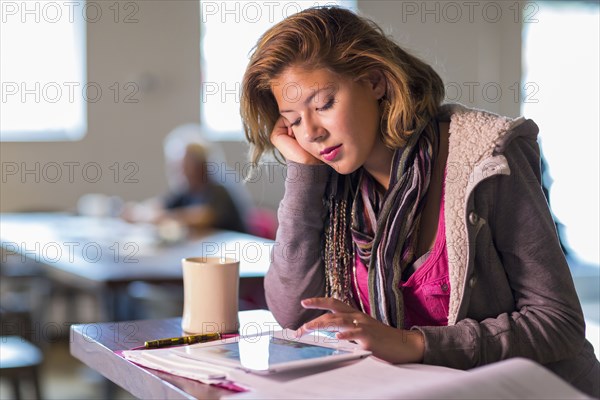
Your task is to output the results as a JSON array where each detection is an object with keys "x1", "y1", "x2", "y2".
[
  {"x1": 122, "y1": 347, "x2": 234, "y2": 385},
  {"x1": 122, "y1": 334, "x2": 590, "y2": 400},
  {"x1": 223, "y1": 357, "x2": 590, "y2": 400}
]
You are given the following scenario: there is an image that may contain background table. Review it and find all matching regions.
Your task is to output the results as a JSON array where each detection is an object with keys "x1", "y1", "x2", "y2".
[
  {"x1": 70, "y1": 310, "x2": 278, "y2": 399},
  {"x1": 1, "y1": 213, "x2": 274, "y2": 320}
]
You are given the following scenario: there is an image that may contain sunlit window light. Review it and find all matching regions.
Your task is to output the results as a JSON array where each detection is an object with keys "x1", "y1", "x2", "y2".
[
  {"x1": 0, "y1": 0, "x2": 87, "y2": 141},
  {"x1": 522, "y1": 1, "x2": 599, "y2": 266},
  {"x1": 199, "y1": 0, "x2": 356, "y2": 140}
]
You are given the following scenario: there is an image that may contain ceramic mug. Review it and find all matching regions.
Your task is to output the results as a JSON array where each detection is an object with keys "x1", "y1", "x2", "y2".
[{"x1": 181, "y1": 257, "x2": 240, "y2": 334}]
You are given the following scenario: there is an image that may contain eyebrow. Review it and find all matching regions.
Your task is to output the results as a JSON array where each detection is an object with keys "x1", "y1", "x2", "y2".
[{"x1": 279, "y1": 87, "x2": 332, "y2": 114}]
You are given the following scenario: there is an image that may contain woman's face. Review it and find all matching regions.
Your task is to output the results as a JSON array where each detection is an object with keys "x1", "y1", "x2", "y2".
[{"x1": 271, "y1": 66, "x2": 390, "y2": 175}]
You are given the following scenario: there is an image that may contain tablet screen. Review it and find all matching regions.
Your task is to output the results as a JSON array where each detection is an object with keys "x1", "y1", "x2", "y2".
[{"x1": 177, "y1": 334, "x2": 364, "y2": 373}]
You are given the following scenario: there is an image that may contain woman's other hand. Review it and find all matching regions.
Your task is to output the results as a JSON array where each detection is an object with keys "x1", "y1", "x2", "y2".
[
  {"x1": 270, "y1": 116, "x2": 322, "y2": 165},
  {"x1": 297, "y1": 297, "x2": 425, "y2": 364}
]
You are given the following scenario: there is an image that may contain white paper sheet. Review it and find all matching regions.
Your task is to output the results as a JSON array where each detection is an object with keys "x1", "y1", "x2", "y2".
[
  {"x1": 225, "y1": 358, "x2": 590, "y2": 400},
  {"x1": 223, "y1": 357, "x2": 462, "y2": 399}
]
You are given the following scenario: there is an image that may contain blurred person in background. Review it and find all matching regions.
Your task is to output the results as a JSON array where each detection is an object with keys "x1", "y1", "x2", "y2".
[
  {"x1": 161, "y1": 141, "x2": 247, "y2": 233},
  {"x1": 122, "y1": 124, "x2": 249, "y2": 236}
]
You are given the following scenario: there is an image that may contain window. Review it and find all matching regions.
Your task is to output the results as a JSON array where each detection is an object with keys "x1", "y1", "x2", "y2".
[
  {"x1": 522, "y1": 1, "x2": 599, "y2": 266},
  {"x1": 1, "y1": 0, "x2": 87, "y2": 141},
  {"x1": 199, "y1": 0, "x2": 356, "y2": 140}
]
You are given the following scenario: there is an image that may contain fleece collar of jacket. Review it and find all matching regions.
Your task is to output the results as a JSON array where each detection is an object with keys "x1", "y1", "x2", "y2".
[{"x1": 438, "y1": 103, "x2": 526, "y2": 325}]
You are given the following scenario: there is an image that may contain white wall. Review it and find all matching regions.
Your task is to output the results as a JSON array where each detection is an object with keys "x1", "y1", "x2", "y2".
[
  {"x1": 358, "y1": 0, "x2": 522, "y2": 118},
  {"x1": 1, "y1": 0, "x2": 522, "y2": 213},
  {"x1": 1, "y1": 1, "x2": 200, "y2": 212}
]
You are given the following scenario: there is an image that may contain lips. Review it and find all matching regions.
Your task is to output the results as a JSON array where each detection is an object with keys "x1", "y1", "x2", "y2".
[
  {"x1": 320, "y1": 144, "x2": 342, "y2": 162},
  {"x1": 320, "y1": 144, "x2": 342, "y2": 155}
]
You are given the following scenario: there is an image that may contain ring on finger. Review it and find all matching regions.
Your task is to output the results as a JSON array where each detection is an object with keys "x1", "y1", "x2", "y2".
[{"x1": 352, "y1": 319, "x2": 359, "y2": 328}]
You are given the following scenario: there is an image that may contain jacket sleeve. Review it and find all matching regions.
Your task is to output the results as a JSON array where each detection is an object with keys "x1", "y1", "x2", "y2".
[
  {"x1": 414, "y1": 133, "x2": 586, "y2": 369},
  {"x1": 264, "y1": 161, "x2": 331, "y2": 329}
]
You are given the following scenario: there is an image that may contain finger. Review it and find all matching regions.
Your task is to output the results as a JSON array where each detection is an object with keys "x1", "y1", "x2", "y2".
[
  {"x1": 277, "y1": 116, "x2": 295, "y2": 137},
  {"x1": 269, "y1": 117, "x2": 322, "y2": 165},
  {"x1": 336, "y1": 329, "x2": 363, "y2": 341},
  {"x1": 296, "y1": 320, "x2": 328, "y2": 337},
  {"x1": 301, "y1": 297, "x2": 356, "y2": 313},
  {"x1": 276, "y1": 115, "x2": 289, "y2": 128},
  {"x1": 303, "y1": 314, "x2": 353, "y2": 332},
  {"x1": 296, "y1": 314, "x2": 348, "y2": 337},
  {"x1": 270, "y1": 119, "x2": 300, "y2": 153},
  {"x1": 270, "y1": 122, "x2": 290, "y2": 143}
]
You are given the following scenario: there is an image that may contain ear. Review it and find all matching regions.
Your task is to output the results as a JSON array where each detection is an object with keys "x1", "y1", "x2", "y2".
[{"x1": 363, "y1": 70, "x2": 387, "y2": 100}]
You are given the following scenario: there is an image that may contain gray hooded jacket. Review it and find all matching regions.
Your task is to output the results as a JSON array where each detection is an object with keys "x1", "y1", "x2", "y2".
[{"x1": 265, "y1": 104, "x2": 599, "y2": 397}]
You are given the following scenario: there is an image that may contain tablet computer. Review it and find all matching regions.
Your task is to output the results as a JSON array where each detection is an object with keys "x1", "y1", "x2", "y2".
[{"x1": 172, "y1": 330, "x2": 371, "y2": 374}]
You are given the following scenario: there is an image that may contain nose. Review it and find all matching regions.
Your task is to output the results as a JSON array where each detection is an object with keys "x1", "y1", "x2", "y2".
[{"x1": 303, "y1": 114, "x2": 326, "y2": 143}]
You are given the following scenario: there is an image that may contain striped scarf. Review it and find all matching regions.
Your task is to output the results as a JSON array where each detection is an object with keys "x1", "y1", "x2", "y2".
[{"x1": 324, "y1": 120, "x2": 438, "y2": 328}]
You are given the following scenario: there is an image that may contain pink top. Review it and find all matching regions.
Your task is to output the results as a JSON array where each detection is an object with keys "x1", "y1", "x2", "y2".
[{"x1": 352, "y1": 185, "x2": 450, "y2": 329}]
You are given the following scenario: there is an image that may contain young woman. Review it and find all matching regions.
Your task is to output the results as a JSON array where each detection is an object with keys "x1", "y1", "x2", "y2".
[{"x1": 240, "y1": 6, "x2": 599, "y2": 397}]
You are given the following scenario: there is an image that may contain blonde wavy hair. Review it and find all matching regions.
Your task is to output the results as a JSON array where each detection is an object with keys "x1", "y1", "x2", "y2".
[{"x1": 241, "y1": 6, "x2": 445, "y2": 164}]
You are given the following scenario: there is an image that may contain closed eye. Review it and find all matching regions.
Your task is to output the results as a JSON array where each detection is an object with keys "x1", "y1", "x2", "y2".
[
  {"x1": 289, "y1": 98, "x2": 334, "y2": 127},
  {"x1": 317, "y1": 98, "x2": 334, "y2": 112}
]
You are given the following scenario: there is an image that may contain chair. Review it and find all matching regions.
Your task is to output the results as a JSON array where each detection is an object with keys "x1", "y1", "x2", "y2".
[
  {"x1": 247, "y1": 207, "x2": 278, "y2": 240},
  {"x1": 0, "y1": 252, "x2": 49, "y2": 343},
  {"x1": 0, "y1": 336, "x2": 43, "y2": 399}
]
